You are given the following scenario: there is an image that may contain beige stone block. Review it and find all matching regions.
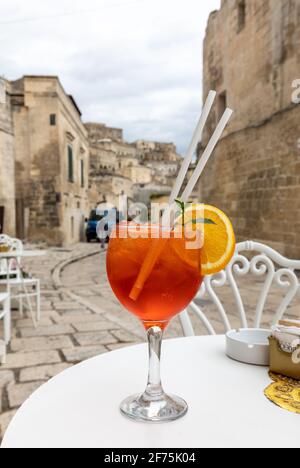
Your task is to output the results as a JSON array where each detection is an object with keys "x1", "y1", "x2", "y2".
[
  {"x1": 20, "y1": 324, "x2": 74, "y2": 338},
  {"x1": 15, "y1": 318, "x2": 53, "y2": 329},
  {"x1": 0, "y1": 370, "x2": 15, "y2": 388},
  {"x1": 73, "y1": 320, "x2": 118, "y2": 333},
  {"x1": 4, "y1": 350, "x2": 61, "y2": 369},
  {"x1": 111, "y1": 329, "x2": 141, "y2": 343},
  {"x1": 19, "y1": 363, "x2": 71, "y2": 382},
  {"x1": 88, "y1": 296, "x2": 121, "y2": 313},
  {"x1": 53, "y1": 302, "x2": 85, "y2": 311},
  {"x1": 106, "y1": 343, "x2": 135, "y2": 351},
  {"x1": 103, "y1": 312, "x2": 145, "y2": 339},
  {"x1": 11, "y1": 336, "x2": 74, "y2": 352},
  {"x1": 7, "y1": 381, "x2": 44, "y2": 408},
  {"x1": 57, "y1": 309, "x2": 91, "y2": 316},
  {"x1": 62, "y1": 345, "x2": 107, "y2": 363},
  {"x1": 53, "y1": 314, "x2": 104, "y2": 325},
  {"x1": 74, "y1": 331, "x2": 118, "y2": 347}
]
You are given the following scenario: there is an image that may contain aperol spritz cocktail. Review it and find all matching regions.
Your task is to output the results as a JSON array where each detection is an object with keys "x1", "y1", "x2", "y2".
[
  {"x1": 106, "y1": 223, "x2": 203, "y2": 422},
  {"x1": 107, "y1": 225, "x2": 202, "y2": 329}
]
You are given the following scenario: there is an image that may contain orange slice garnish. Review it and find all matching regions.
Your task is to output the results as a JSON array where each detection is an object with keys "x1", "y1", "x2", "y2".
[{"x1": 175, "y1": 204, "x2": 236, "y2": 276}]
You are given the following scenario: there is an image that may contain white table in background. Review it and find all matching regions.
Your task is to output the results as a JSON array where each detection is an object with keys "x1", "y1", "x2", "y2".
[
  {"x1": 2, "y1": 336, "x2": 299, "y2": 449},
  {"x1": 0, "y1": 250, "x2": 46, "y2": 260}
]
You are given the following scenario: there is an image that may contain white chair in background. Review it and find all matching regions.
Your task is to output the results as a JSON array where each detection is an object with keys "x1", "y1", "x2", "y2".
[
  {"x1": 0, "y1": 292, "x2": 11, "y2": 365},
  {"x1": 0, "y1": 234, "x2": 40, "y2": 326},
  {"x1": 180, "y1": 241, "x2": 300, "y2": 336}
]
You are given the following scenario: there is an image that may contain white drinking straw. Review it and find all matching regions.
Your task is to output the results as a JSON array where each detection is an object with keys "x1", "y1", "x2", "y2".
[
  {"x1": 168, "y1": 90, "x2": 217, "y2": 204},
  {"x1": 181, "y1": 108, "x2": 233, "y2": 202},
  {"x1": 129, "y1": 104, "x2": 234, "y2": 301}
]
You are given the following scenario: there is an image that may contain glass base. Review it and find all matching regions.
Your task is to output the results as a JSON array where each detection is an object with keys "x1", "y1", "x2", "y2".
[{"x1": 120, "y1": 392, "x2": 188, "y2": 423}]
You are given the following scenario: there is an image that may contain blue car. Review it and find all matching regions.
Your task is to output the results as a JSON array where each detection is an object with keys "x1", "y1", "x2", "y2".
[
  {"x1": 86, "y1": 210, "x2": 104, "y2": 243},
  {"x1": 86, "y1": 209, "x2": 122, "y2": 243}
]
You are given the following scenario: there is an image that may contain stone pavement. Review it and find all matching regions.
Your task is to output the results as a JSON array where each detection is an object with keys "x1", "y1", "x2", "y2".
[{"x1": 0, "y1": 242, "x2": 299, "y2": 439}]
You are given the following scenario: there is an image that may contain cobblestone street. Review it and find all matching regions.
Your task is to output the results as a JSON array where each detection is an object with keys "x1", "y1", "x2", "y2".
[{"x1": 0, "y1": 243, "x2": 299, "y2": 439}]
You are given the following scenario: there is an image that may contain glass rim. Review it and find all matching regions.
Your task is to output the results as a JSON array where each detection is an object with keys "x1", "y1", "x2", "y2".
[
  {"x1": 111, "y1": 223, "x2": 203, "y2": 242},
  {"x1": 115, "y1": 222, "x2": 176, "y2": 232}
]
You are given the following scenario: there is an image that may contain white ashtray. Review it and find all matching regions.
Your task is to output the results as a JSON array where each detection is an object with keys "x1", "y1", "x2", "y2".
[{"x1": 226, "y1": 328, "x2": 271, "y2": 366}]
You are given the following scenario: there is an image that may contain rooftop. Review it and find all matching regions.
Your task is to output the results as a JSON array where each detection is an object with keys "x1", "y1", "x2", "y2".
[{"x1": 10, "y1": 75, "x2": 83, "y2": 117}]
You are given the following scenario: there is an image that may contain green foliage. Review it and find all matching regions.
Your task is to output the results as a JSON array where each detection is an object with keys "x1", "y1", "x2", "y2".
[{"x1": 174, "y1": 200, "x2": 216, "y2": 226}]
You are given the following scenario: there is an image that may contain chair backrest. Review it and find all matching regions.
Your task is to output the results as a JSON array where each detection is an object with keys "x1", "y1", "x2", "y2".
[
  {"x1": 180, "y1": 241, "x2": 300, "y2": 336},
  {"x1": 0, "y1": 234, "x2": 23, "y2": 278}
]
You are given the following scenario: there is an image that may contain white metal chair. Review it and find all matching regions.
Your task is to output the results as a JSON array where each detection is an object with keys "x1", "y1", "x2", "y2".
[
  {"x1": 0, "y1": 292, "x2": 11, "y2": 364},
  {"x1": 180, "y1": 241, "x2": 300, "y2": 336},
  {"x1": 0, "y1": 234, "x2": 40, "y2": 326}
]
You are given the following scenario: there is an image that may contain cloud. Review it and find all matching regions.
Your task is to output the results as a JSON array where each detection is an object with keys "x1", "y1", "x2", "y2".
[{"x1": 0, "y1": 0, "x2": 220, "y2": 153}]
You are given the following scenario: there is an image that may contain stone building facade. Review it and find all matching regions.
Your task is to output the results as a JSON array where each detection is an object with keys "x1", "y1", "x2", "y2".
[
  {"x1": 86, "y1": 123, "x2": 137, "y2": 207},
  {"x1": 85, "y1": 124, "x2": 181, "y2": 210},
  {"x1": 9, "y1": 76, "x2": 89, "y2": 246},
  {"x1": 85, "y1": 122, "x2": 123, "y2": 143},
  {"x1": 1, "y1": 76, "x2": 182, "y2": 244},
  {"x1": 201, "y1": 0, "x2": 300, "y2": 258},
  {"x1": 136, "y1": 140, "x2": 181, "y2": 186},
  {"x1": 0, "y1": 78, "x2": 16, "y2": 236}
]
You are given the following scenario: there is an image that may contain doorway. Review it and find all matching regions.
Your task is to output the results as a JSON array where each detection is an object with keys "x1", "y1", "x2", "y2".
[
  {"x1": 0, "y1": 206, "x2": 4, "y2": 233},
  {"x1": 16, "y1": 199, "x2": 25, "y2": 239}
]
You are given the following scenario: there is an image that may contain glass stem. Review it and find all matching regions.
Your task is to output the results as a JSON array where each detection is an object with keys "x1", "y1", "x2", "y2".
[{"x1": 144, "y1": 326, "x2": 164, "y2": 400}]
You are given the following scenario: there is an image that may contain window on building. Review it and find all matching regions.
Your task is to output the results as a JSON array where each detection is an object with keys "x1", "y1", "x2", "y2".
[
  {"x1": 218, "y1": 91, "x2": 227, "y2": 119},
  {"x1": 50, "y1": 114, "x2": 56, "y2": 126},
  {"x1": 68, "y1": 146, "x2": 74, "y2": 183},
  {"x1": 237, "y1": 0, "x2": 246, "y2": 32},
  {"x1": 80, "y1": 159, "x2": 84, "y2": 188}
]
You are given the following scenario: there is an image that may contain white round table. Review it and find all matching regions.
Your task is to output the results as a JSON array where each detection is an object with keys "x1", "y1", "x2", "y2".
[{"x1": 2, "y1": 336, "x2": 299, "y2": 448}]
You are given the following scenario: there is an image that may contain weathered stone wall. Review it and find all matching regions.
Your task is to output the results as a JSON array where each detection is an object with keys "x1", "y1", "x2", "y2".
[
  {"x1": 0, "y1": 79, "x2": 16, "y2": 236},
  {"x1": 11, "y1": 76, "x2": 89, "y2": 246},
  {"x1": 136, "y1": 140, "x2": 181, "y2": 163},
  {"x1": 90, "y1": 174, "x2": 133, "y2": 208},
  {"x1": 203, "y1": 0, "x2": 300, "y2": 137},
  {"x1": 86, "y1": 124, "x2": 135, "y2": 206},
  {"x1": 145, "y1": 161, "x2": 179, "y2": 186},
  {"x1": 85, "y1": 122, "x2": 123, "y2": 142},
  {"x1": 89, "y1": 146, "x2": 118, "y2": 175},
  {"x1": 110, "y1": 140, "x2": 138, "y2": 159},
  {"x1": 123, "y1": 164, "x2": 152, "y2": 185},
  {"x1": 85, "y1": 123, "x2": 182, "y2": 210},
  {"x1": 201, "y1": 0, "x2": 300, "y2": 258},
  {"x1": 56, "y1": 79, "x2": 89, "y2": 246}
]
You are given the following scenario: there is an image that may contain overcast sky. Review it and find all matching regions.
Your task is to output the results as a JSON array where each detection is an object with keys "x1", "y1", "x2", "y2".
[{"x1": 0, "y1": 0, "x2": 220, "y2": 153}]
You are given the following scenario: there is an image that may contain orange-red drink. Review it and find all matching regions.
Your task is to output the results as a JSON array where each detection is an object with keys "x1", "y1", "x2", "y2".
[
  {"x1": 107, "y1": 223, "x2": 203, "y2": 329},
  {"x1": 105, "y1": 209, "x2": 235, "y2": 423}
]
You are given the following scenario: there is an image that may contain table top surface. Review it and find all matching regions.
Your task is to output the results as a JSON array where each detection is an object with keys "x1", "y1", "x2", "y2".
[
  {"x1": 2, "y1": 335, "x2": 299, "y2": 449},
  {"x1": 0, "y1": 250, "x2": 46, "y2": 258}
]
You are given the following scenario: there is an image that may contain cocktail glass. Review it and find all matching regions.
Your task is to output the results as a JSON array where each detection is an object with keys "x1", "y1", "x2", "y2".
[{"x1": 106, "y1": 223, "x2": 203, "y2": 422}]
